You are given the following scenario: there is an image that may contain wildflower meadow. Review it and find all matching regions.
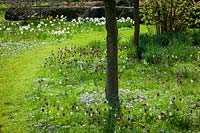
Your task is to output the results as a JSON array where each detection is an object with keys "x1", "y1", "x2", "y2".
[{"x1": 0, "y1": 13, "x2": 200, "y2": 132}]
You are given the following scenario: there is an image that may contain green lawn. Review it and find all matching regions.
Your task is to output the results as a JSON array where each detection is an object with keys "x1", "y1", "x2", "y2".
[
  {"x1": 0, "y1": 26, "x2": 137, "y2": 132},
  {"x1": 0, "y1": 16, "x2": 199, "y2": 132}
]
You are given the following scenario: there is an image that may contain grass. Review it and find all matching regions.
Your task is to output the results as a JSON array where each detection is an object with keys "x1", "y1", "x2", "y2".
[
  {"x1": 0, "y1": 32, "x2": 107, "y2": 132},
  {"x1": 0, "y1": 33, "x2": 106, "y2": 132},
  {"x1": 0, "y1": 11, "x2": 5, "y2": 21},
  {"x1": 0, "y1": 15, "x2": 200, "y2": 132},
  {"x1": 30, "y1": 33, "x2": 200, "y2": 132},
  {"x1": 0, "y1": 17, "x2": 137, "y2": 132}
]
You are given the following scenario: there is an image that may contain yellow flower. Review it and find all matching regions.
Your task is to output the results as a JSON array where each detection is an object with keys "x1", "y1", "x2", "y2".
[{"x1": 47, "y1": 15, "x2": 53, "y2": 20}]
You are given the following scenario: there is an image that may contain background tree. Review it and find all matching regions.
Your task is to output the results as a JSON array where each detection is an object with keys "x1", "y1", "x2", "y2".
[
  {"x1": 103, "y1": 0, "x2": 119, "y2": 104},
  {"x1": 133, "y1": 0, "x2": 140, "y2": 47}
]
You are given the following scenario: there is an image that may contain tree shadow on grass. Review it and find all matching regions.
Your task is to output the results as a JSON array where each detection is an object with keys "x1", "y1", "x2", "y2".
[{"x1": 103, "y1": 101, "x2": 121, "y2": 133}]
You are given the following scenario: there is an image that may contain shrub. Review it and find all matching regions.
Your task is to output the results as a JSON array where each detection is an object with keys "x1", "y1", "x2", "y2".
[
  {"x1": 125, "y1": 31, "x2": 200, "y2": 64},
  {"x1": 140, "y1": 0, "x2": 200, "y2": 33}
]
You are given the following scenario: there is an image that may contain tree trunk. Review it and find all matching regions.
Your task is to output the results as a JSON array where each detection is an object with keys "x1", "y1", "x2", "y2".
[
  {"x1": 103, "y1": 0, "x2": 119, "y2": 103},
  {"x1": 162, "y1": 0, "x2": 168, "y2": 33},
  {"x1": 133, "y1": 0, "x2": 140, "y2": 47}
]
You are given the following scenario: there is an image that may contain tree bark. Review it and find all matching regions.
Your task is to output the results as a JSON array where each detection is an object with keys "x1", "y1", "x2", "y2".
[
  {"x1": 103, "y1": 0, "x2": 119, "y2": 103},
  {"x1": 133, "y1": 0, "x2": 140, "y2": 47},
  {"x1": 162, "y1": 0, "x2": 168, "y2": 33}
]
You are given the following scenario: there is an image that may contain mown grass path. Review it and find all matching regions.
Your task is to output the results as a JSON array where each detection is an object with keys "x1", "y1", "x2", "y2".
[{"x1": 0, "y1": 28, "x2": 135, "y2": 132}]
